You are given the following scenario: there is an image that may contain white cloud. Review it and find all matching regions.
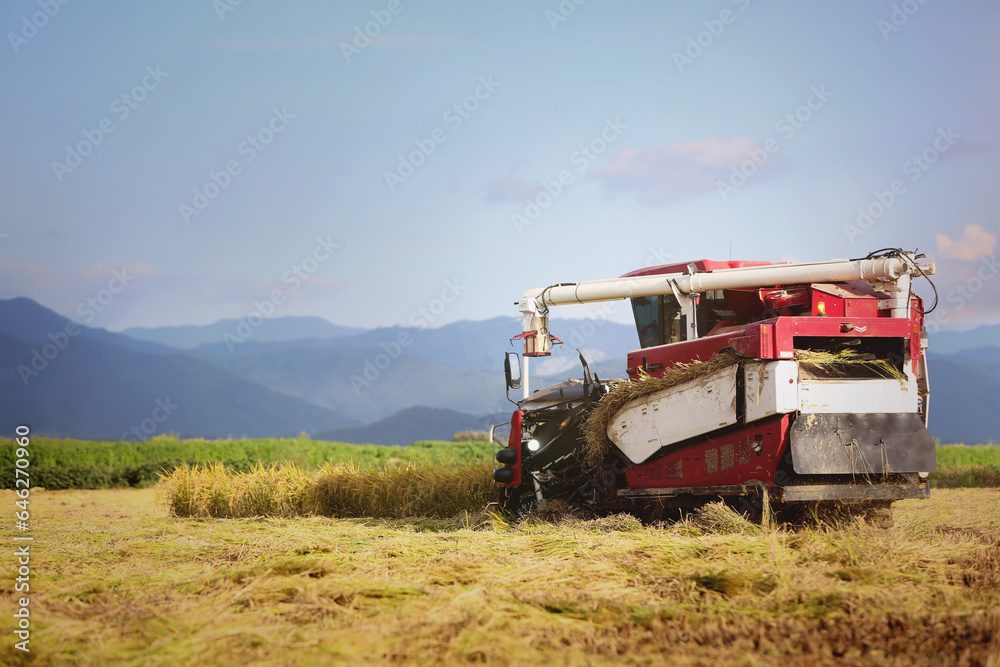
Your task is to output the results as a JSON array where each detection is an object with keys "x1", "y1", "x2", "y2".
[
  {"x1": 589, "y1": 137, "x2": 776, "y2": 206},
  {"x1": 935, "y1": 224, "x2": 998, "y2": 262}
]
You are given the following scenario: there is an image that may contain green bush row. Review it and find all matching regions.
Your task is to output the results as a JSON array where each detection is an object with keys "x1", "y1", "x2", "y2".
[
  {"x1": 934, "y1": 444, "x2": 1000, "y2": 467},
  {"x1": 928, "y1": 464, "x2": 1000, "y2": 489},
  {"x1": 0, "y1": 438, "x2": 496, "y2": 490},
  {"x1": 0, "y1": 459, "x2": 266, "y2": 490},
  {"x1": 0, "y1": 437, "x2": 493, "y2": 470}
]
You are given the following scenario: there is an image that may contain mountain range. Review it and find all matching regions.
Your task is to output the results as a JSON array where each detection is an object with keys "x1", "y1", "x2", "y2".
[{"x1": 0, "y1": 297, "x2": 996, "y2": 444}]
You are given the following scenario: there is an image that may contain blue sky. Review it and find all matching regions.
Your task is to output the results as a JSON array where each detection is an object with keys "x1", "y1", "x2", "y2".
[{"x1": 1, "y1": 0, "x2": 997, "y2": 333}]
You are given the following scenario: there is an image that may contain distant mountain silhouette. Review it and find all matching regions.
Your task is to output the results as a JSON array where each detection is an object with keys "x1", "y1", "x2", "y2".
[
  {"x1": 177, "y1": 317, "x2": 632, "y2": 423},
  {"x1": 122, "y1": 316, "x2": 364, "y2": 349},
  {"x1": 316, "y1": 406, "x2": 510, "y2": 446},
  {"x1": 926, "y1": 350, "x2": 1000, "y2": 443},
  {"x1": 928, "y1": 323, "x2": 1000, "y2": 355},
  {"x1": 0, "y1": 301, "x2": 359, "y2": 439},
  {"x1": 193, "y1": 339, "x2": 512, "y2": 424},
  {"x1": 0, "y1": 297, "x2": 174, "y2": 355}
]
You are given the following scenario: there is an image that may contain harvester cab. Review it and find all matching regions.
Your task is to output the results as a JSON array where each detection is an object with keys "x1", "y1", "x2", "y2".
[{"x1": 492, "y1": 250, "x2": 938, "y2": 522}]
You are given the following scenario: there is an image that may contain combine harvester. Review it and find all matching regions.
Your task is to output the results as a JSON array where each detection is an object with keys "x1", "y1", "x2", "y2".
[{"x1": 491, "y1": 249, "x2": 938, "y2": 522}]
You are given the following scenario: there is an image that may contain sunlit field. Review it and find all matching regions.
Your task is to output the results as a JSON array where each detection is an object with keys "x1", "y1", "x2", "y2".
[
  {"x1": 2, "y1": 484, "x2": 998, "y2": 665},
  {"x1": 2, "y1": 439, "x2": 998, "y2": 664}
]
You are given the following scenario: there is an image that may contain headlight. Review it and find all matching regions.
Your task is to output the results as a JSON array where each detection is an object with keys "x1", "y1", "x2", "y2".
[{"x1": 527, "y1": 438, "x2": 541, "y2": 452}]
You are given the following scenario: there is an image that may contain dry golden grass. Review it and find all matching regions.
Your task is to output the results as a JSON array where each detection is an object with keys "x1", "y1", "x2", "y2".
[
  {"x1": 794, "y1": 347, "x2": 907, "y2": 381},
  {"x1": 2, "y1": 487, "x2": 999, "y2": 665},
  {"x1": 160, "y1": 460, "x2": 495, "y2": 519}
]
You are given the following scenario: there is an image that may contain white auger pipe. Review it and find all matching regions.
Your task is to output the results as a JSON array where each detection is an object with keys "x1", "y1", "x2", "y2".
[{"x1": 519, "y1": 256, "x2": 933, "y2": 314}]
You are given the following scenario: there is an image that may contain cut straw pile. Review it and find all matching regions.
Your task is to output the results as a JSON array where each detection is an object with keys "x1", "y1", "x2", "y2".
[
  {"x1": 583, "y1": 349, "x2": 743, "y2": 466},
  {"x1": 159, "y1": 460, "x2": 495, "y2": 519},
  {"x1": 794, "y1": 347, "x2": 907, "y2": 381}
]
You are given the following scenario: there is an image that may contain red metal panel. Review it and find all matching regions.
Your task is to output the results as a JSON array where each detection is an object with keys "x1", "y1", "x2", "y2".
[
  {"x1": 625, "y1": 415, "x2": 791, "y2": 489},
  {"x1": 844, "y1": 299, "x2": 877, "y2": 318},
  {"x1": 811, "y1": 294, "x2": 845, "y2": 317},
  {"x1": 621, "y1": 259, "x2": 775, "y2": 279},
  {"x1": 499, "y1": 409, "x2": 522, "y2": 487},
  {"x1": 787, "y1": 316, "x2": 911, "y2": 338},
  {"x1": 813, "y1": 282, "x2": 880, "y2": 319},
  {"x1": 724, "y1": 289, "x2": 768, "y2": 322},
  {"x1": 762, "y1": 323, "x2": 780, "y2": 358},
  {"x1": 766, "y1": 289, "x2": 810, "y2": 311},
  {"x1": 909, "y1": 299, "x2": 924, "y2": 360},
  {"x1": 729, "y1": 328, "x2": 762, "y2": 359},
  {"x1": 627, "y1": 331, "x2": 745, "y2": 379}
]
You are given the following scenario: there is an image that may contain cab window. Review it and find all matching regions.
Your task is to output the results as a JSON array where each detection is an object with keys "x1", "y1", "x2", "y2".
[{"x1": 630, "y1": 295, "x2": 684, "y2": 349}]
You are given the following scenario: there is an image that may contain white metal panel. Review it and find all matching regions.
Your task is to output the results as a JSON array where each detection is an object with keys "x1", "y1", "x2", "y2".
[
  {"x1": 744, "y1": 360, "x2": 799, "y2": 422},
  {"x1": 607, "y1": 365, "x2": 738, "y2": 464},
  {"x1": 798, "y1": 374, "x2": 918, "y2": 414}
]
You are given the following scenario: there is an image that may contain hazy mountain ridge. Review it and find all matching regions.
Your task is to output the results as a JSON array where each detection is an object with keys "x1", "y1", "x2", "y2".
[
  {"x1": 0, "y1": 300, "x2": 361, "y2": 438},
  {"x1": 316, "y1": 406, "x2": 511, "y2": 446},
  {"x1": 927, "y1": 323, "x2": 1000, "y2": 355},
  {"x1": 0, "y1": 331, "x2": 360, "y2": 439},
  {"x1": 121, "y1": 316, "x2": 365, "y2": 350},
  {"x1": 0, "y1": 297, "x2": 176, "y2": 356}
]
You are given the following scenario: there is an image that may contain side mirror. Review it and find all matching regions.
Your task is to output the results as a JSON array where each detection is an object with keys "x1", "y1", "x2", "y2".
[{"x1": 504, "y1": 352, "x2": 522, "y2": 389}]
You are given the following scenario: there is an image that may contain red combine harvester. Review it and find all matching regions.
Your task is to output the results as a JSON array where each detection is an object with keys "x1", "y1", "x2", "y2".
[{"x1": 491, "y1": 249, "x2": 937, "y2": 521}]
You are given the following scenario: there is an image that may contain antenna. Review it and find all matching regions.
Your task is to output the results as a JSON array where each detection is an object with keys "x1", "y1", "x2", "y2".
[{"x1": 729, "y1": 242, "x2": 732, "y2": 261}]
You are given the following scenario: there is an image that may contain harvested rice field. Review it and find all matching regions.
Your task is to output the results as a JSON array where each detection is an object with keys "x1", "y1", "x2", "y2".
[{"x1": 1, "y1": 486, "x2": 999, "y2": 665}]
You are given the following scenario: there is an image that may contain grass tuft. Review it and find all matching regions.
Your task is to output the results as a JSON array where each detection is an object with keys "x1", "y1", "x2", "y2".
[
  {"x1": 685, "y1": 501, "x2": 765, "y2": 535},
  {"x1": 159, "y1": 460, "x2": 495, "y2": 519}
]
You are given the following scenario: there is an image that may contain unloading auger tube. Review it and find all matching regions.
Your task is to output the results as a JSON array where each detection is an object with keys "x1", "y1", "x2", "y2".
[{"x1": 514, "y1": 254, "x2": 935, "y2": 398}]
